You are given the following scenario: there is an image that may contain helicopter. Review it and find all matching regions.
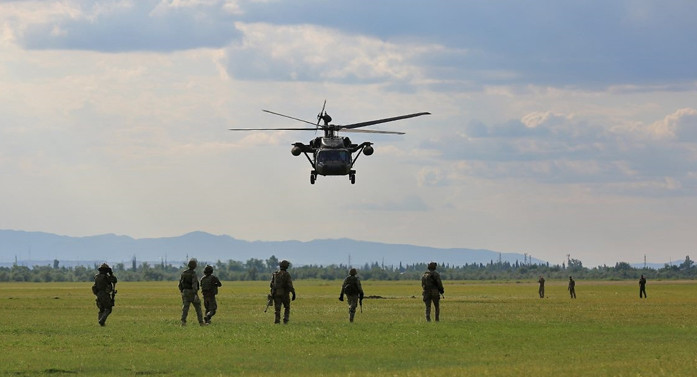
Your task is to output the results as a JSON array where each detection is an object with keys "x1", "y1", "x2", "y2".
[{"x1": 229, "y1": 101, "x2": 430, "y2": 184}]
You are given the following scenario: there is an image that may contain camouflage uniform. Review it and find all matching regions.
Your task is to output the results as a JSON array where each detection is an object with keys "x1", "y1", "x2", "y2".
[
  {"x1": 200, "y1": 265, "x2": 223, "y2": 324},
  {"x1": 270, "y1": 260, "x2": 296, "y2": 324},
  {"x1": 568, "y1": 276, "x2": 576, "y2": 299},
  {"x1": 92, "y1": 263, "x2": 117, "y2": 326},
  {"x1": 339, "y1": 268, "x2": 364, "y2": 322},
  {"x1": 178, "y1": 259, "x2": 205, "y2": 326},
  {"x1": 538, "y1": 276, "x2": 545, "y2": 298},
  {"x1": 422, "y1": 262, "x2": 444, "y2": 322},
  {"x1": 639, "y1": 275, "x2": 647, "y2": 298}
]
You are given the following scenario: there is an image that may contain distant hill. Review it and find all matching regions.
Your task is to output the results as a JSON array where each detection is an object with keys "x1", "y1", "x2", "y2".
[{"x1": 0, "y1": 229, "x2": 544, "y2": 268}]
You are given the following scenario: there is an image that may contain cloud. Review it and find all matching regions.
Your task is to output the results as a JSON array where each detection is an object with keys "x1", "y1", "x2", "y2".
[
  {"x1": 223, "y1": 22, "x2": 439, "y2": 85},
  {"x1": 420, "y1": 108, "x2": 697, "y2": 196},
  {"x1": 648, "y1": 108, "x2": 697, "y2": 141},
  {"x1": 14, "y1": 0, "x2": 242, "y2": 52},
  {"x1": 6, "y1": 1, "x2": 696, "y2": 89}
]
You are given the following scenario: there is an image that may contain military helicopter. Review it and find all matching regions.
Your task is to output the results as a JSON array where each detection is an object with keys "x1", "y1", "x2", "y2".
[{"x1": 229, "y1": 102, "x2": 430, "y2": 184}]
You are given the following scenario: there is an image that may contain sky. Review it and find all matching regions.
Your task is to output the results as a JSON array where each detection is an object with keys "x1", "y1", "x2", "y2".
[{"x1": 1, "y1": 0, "x2": 696, "y2": 267}]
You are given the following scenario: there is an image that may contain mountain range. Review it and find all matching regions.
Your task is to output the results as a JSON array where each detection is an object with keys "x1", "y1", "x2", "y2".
[{"x1": 0, "y1": 229, "x2": 544, "y2": 268}]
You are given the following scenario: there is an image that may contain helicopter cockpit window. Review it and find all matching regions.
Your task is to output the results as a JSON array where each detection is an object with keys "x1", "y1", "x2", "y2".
[{"x1": 317, "y1": 150, "x2": 351, "y2": 163}]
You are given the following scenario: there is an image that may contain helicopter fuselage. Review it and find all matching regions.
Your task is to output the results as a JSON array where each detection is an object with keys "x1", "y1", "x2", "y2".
[{"x1": 291, "y1": 136, "x2": 373, "y2": 184}]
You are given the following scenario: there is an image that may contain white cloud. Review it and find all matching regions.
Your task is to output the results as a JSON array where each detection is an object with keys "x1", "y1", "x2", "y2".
[
  {"x1": 224, "y1": 22, "x2": 440, "y2": 85},
  {"x1": 648, "y1": 108, "x2": 697, "y2": 141}
]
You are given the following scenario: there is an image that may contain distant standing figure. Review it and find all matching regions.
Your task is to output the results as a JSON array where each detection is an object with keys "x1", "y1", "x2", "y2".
[
  {"x1": 339, "y1": 268, "x2": 364, "y2": 322},
  {"x1": 92, "y1": 263, "x2": 118, "y2": 326},
  {"x1": 179, "y1": 258, "x2": 205, "y2": 326},
  {"x1": 422, "y1": 262, "x2": 445, "y2": 322},
  {"x1": 639, "y1": 275, "x2": 647, "y2": 298},
  {"x1": 200, "y1": 265, "x2": 223, "y2": 324},
  {"x1": 270, "y1": 260, "x2": 296, "y2": 324},
  {"x1": 568, "y1": 276, "x2": 576, "y2": 299},
  {"x1": 538, "y1": 275, "x2": 545, "y2": 298}
]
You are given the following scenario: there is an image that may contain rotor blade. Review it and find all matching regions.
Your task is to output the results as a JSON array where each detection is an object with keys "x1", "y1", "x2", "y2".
[
  {"x1": 316, "y1": 100, "x2": 327, "y2": 127},
  {"x1": 262, "y1": 109, "x2": 318, "y2": 126},
  {"x1": 229, "y1": 127, "x2": 317, "y2": 131},
  {"x1": 340, "y1": 129, "x2": 405, "y2": 135},
  {"x1": 339, "y1": 112, "x2": 430, "y2": 129}
]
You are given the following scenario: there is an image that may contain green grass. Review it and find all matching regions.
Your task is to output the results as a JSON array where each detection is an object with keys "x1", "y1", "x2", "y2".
[{"x1": 1, "y1": 280, "x2": 696, "y2": 376}]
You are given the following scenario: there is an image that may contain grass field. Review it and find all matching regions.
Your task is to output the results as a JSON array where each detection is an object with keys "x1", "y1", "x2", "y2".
[{"x1": 1, "y1": 279, "x2": 696, "y2": 376}]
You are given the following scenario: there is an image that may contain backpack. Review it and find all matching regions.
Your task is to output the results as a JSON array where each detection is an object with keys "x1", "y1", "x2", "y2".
[
  {"x1": 422, "y1": 271, "x2": 436, "y2": 289},
  {"x1": 343, "y1": 276, "x2": 359, "y2": 295},
  {"x1": 201, "y1": 275, "x2": 218, "y2": 295}
]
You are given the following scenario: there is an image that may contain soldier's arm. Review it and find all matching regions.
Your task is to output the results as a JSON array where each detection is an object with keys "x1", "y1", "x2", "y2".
[
  {"x1": 288, "y1": 276, "x2": 296, "y2": 294},
  {"x1": 215, "y1": 276, "x2": 222, "y2": 287}
]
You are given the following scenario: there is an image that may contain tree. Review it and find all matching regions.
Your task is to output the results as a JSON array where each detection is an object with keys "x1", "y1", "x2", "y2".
[{"x1": 679, "y1": 255, "x2": 694, "y2": 270}]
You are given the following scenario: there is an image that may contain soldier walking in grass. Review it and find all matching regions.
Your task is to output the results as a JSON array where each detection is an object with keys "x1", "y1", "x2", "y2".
[
  {"x1": 92, "y1": 263, "x2": 117, "y2": 326},
  {"x1": 422, "y1": 262, "x2": 445, "y2": 322},
  {"x1": 538, "y1": 275, "x2": 545, "y2": 298},
  {"x1": 639, "y1": 275, "x2": 647, "y2": 298},
  {"x1": 200, "y1": 265, "x2": 222, "y2": 324},
  {"x1": 270, "y1": 260, "x2": 296, "y2": 324},
  {"x1": 568, "y1": 276, "x2": 576, "y2": 299},
  {"x1": 339, "y1": 268, "x2": 364, "y2": 323},
  {"x1": 179, "y1": 259, "x2": 206, "y2": 326}
]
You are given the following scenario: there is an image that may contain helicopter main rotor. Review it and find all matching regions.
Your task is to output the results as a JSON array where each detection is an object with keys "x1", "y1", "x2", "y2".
[{"x1": 230, "y1": 107, "x2": 429, "y2": 137}]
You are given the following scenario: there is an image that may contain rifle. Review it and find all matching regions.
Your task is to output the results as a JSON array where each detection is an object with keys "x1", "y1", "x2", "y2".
[
  {"x1": 264, "y1": 294, "x2": 273, "y2": 313},
  {"x1": 110, "y1": 274, "x2": 117, "y2": 306}
]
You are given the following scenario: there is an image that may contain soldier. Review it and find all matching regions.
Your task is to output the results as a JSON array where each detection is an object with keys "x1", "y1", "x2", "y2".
[
  {"x1": 339, "y1": 268, "x2": 364, "y2": 322},
  {"x1": 538, "y1": 275, "x2": 545, "y2": 298},
  {"x1": 639, "y1": 274, "x2": 647, "y2": 298},
  {"x1": 178, "y1": 258, "x2": 206, "y2": 326},
  {"x1": 200, "y1": 265, "x2": 223, "y2": 324},
  {"x1": 568, "y1": 276, "x2": 576, "y2": 299},
  {"x1": 421, "y1": 262, "x2": 444, "y2": 322},
  {"x1": 269, "y1": 259, "x2": 296, "y2": 324},
  {"x1": 92, "y1": 263, "x2": 117, "y2": 326}
]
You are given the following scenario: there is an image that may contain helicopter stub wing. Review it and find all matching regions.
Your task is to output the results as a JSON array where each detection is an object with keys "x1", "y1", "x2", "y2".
[{"x1": 339, "y1": 112, "x2": 430, "y2": 130}]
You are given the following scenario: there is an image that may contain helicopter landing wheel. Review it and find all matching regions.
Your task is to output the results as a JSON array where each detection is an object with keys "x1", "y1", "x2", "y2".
[
  {"x1": 349, "y1": 174, "x2": 355, "y2": 184},
  {"x1": 310, "y1": 173, "x2": 316, "y2": 185}
]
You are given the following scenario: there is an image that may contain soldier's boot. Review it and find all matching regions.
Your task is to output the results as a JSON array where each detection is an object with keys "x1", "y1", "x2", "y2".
[
  {"x1": 349, "y1": 312, "x2": 355, "y2": 323},
  {"x1": 181, "y1": 320, "x2": 186, "y2": 326},
  {"x1": 98, "y1": 308, "x2": 111, "y2": 326},
  {"x1": 274, "y1": 312, "x2": 281, "y2": 324}
]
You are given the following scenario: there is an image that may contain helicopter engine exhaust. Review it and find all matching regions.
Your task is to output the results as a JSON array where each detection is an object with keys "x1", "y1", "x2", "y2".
[
  {"x1": 363, "y1": 145, "x2": 374, "y2": 155},
  {"x1": 291, "y1": 146, "x2": 302, "y2": 156}
]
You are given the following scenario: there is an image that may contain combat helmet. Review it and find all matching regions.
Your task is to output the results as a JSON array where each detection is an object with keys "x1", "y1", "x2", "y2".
[
  {"x1": 204, "y1": 265, "x2": 214, "y2": 275},
  {"x1": 428, "y1": 262, "x2": 437, "y2": 271},
  {"x1": 98, "y1": 263, "x2": 111, "y2": 272},
  {"x1": 279, "y1": 260, "x2": 290, "y2": 270},
  {"x1": 188, "y1": 258, "x2": 198, "y2": 269},
  {"x1": 349, "y1": 268, "x2": 357, "y2": 276}
]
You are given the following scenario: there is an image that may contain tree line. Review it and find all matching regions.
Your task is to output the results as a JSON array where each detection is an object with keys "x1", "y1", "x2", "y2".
[{"x1": 1, "y1": 255, "x2": 695, "y2": 283}]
